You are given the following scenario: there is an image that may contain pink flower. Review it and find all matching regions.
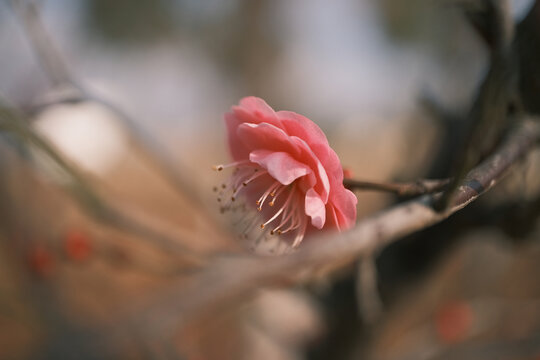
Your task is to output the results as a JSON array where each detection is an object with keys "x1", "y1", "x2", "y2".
[{"x1": 215, "y1": 97, "x2": 357, "y2": 247}]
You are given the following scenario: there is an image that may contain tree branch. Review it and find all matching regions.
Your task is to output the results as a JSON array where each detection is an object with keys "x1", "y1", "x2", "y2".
[
  {"x1": 344, "y1": 178, "x2": 450, "y2": 197},
  {"x1": 0, "y1": 103, "x2": 207, "y2": 264}
]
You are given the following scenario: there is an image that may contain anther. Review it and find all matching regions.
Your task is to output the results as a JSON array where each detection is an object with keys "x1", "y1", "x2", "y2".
[
  {"x1": 270, "y1": 185, "x2": 287, "y2": 205},
  {"x1": 242, "y1": 169, "x2": 267, "y2": 186}
]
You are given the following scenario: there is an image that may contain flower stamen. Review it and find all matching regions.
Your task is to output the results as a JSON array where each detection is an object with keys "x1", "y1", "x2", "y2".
[
  {"x1": 270, "y1": 206, "x2": 296, "y2": 235},
  {"x1": 261, "y1": 185, "x2": 295, "y2": 229},
  {"x1": 269, "y1": 185, "x2": 287, "y2": 206},
  {"x1": 256, "y1": 181, "x2": 281, "y2": 211},
  {"x1": 242, "y1": 169, "x2": 266, "y2": 186}
]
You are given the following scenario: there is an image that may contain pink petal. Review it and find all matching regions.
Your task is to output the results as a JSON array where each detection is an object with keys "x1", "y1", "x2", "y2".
[
  {"x1": 225, "y1": 111, "x2": 250, "y2": 161},
  {"x1": 277, "y1": 110, "x2": 329, "y2": 148},
  {"x1": 326, "y1": 205, "x2": 341, "y2": 231},
  {"x1": 290, "y1": 136, "x2": 330, "y2": 204},
  {"x1": 249, "y1": 150, "x2": 312, "y2": 185},
  {"x1": 233, "y1": 97, "x2": 283, "y2": 129},
  {"x1": 277, "y1": 110, "x2": 343, "y2": 185},
  {"x1": 237, "y1": 122, "x2": 331, "y2": 204},
  {"x1": 329, "y1": 188, "x2": 358, "y2": 230},
  {"x1": 305, "y1": 188, "x2": 326, "y2": 229},
  {"x1": 237, "y1": 122, "x2": 299, "y2": 154}
]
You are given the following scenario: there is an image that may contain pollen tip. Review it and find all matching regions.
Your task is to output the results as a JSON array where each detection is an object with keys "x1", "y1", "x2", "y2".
[
  {"x1": 212, "y1": 186, "x2": 218, "y2": 192},
  {"x1": 257, "y1": 207, "x2": 262, "y2": 212},
  {"x1": 221, "y1": 183, "x2": 226, "y2": 189},
  {"x1": 217, "y1": 198, "x2": 221, "y2": 202},
  {"x1": 269, "y1": 201, "x2": 275, "y2": 207},
  {"x1": 270, "y1": 230, "x2": 275, "y2": 235},
  {"x1": 277, "y1": 230, "x2": 282, "y2": 235},
  {"x1": 260, "y1": 224, "x2": 265, "y2": 229},
  {"x1": 212, "y1": 165, "x2": 224, "y2": 171},
  {"x1": 231, "y1": 196, "x2": 236, "y2": 201}
]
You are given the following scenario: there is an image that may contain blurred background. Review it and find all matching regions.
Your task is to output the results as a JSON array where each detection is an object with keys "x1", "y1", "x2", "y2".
[{"x1": 1, "y1": 0, "x2": 540, "y2": 359}]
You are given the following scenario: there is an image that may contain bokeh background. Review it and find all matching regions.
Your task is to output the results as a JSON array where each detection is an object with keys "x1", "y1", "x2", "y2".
[{"x1": 1, "y1": 0, "x2": 540, "y2": 359}]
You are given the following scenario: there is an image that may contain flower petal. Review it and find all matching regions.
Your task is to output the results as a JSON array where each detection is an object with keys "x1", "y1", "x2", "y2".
[
  {"x1": 290, "y1": 136, "x2": 330, "y2": 204},
  {"x1": 329, "y1": 188, "x2": 358, "y2": 230},
  {"x1": 277, "y1": 110, "x2": 329, "y2": 148},
  {"x1": 249, "y1": 150, "x2": 312, "y2": 185},
  {"x1": 233, "y1": 97, "x2": 283, "y2": 129},
  {"x1": 305, "y1": 188, "x2": 326, "y2": 229},
  {"x1": 237, "y1": 122, "x2": 299, "y2": 154},
  {"x1": 225, "y1": 111, "x2": 250, "y2": 161},
  {"x1": 278, "y1": 110, "x2": 343, "y2": 186}
]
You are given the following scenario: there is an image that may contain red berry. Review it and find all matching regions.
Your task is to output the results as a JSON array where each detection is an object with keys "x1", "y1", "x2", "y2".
[{"x1": 65, "y1": 230, "x2": 92, "y2": 262}]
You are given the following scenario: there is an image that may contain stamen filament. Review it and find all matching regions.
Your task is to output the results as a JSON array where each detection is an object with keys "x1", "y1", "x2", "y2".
[
  {"x1": 261, "y1": 186, "x2": 295, "y2": 229},
  {"x1": 242, "y1": 169, "x2": 267, "y2": 186},
  {"x1": 269, "y1": 185, "x2": 287, "y2": 206},
  {"x1": 271, "y1": 206, "x2": 296, "y2": 234},
  {"x1": 257, "y1": 181, "x2": 281, "y2": 210}
]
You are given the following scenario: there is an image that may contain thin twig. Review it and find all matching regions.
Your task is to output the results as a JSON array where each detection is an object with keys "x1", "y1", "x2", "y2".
[
  {"x1": 344, "y1": 178, "x2": 451, "y2": 197},
  {"x1": 0, "y1": 104, "x2": 206, "y2": 264},
  {"x1": 9, "y1": 0, "x2": 75, "y2": 88}
]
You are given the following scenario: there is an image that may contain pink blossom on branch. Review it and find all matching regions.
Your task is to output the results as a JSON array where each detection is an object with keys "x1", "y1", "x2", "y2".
[{"x1": 214, "y1": 97, "x2": 357, "y2": 248}]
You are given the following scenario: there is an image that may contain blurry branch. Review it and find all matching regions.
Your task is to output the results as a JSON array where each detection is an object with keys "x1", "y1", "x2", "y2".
[
  {"x1": 356, "y1": 255, "x2": 383, "y2": 325},
  {"x1": 141, "y1": 118, "x2": 540, "y2": 332},
  {"x1": 462, "y1": 0, "x2": 514, "y2": 49},
  {"x1": 435, "y1": 0, "x2": 517, "y2": 210},
  {"x1": 9, "y1": 0, "x2": 204, "y2": 210},
  {"x1": 344, "y1": 178, "x2": 450, "y2": 197},
  {"x1": 9, "y1": 0, "x2": 74, "y2": 88},
  {"x1": 0, "y1": 103, "x2": 206, "y2": 264}
]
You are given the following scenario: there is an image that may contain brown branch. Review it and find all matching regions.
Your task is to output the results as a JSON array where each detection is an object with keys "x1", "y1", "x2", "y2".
[
  {"x1": 344, "y1": 178, "x2": 451, "y2": 197},
  {"x1": 435, "y1": 0, "x2": 517, "y2": 211},
  {"x1": 0, "y1": 103, "x2": 207, "y2": 264},
  {"x1": 134, "y1": 117, "x2": 540, "y2": 335}
]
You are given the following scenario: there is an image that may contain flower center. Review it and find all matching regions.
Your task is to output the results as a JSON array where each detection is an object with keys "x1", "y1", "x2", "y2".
[{"x1": 213, "y1": 161, "x2": 308, "y2": 249}]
